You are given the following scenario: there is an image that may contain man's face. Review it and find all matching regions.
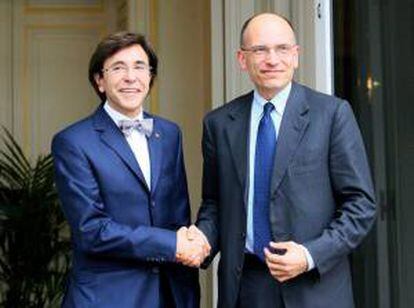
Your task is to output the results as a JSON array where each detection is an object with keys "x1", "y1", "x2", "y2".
[
  {"x1": 95, "y1": 44, "x2": 152, "y2": 118},
  {"x1": 237, "y1": 14, "x2": 299, "y2": 100}
]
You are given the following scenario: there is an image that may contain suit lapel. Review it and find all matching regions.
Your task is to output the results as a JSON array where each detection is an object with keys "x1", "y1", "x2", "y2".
[
  {"x1": 145, "y1": 113, "x2": 163, "y2": 194},
  {"x1": 93, "y1": 106, "x2": 150, "y2": 193},
  {"x1": 271, "y1": 83, "x2": 310, "y2": 193},
  {"x1": 224, "y1": 92, "x2": 253, "y2": 189}
]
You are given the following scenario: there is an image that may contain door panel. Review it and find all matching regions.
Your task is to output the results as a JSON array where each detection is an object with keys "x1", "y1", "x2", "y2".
[
  {"x1": 382, "y1": 0, "x2": 414, "y2": 306},
  {"x1": 334, "y1": 0, "x2": 414, "y2": 307},
  {"x1": 10, "y1": 0, "x2": 117, "y2": 157}
]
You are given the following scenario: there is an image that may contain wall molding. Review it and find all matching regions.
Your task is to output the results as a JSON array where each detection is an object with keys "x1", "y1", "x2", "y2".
[
  {"x1": 128, "y1": 0, "x2": 159, "y2": 114},
  {"x1": 24, "y1": 0, "x2": 104, "y2": 14},
  {"x1": 20, "y1": 24, "x2": 105, "y2": 154}
]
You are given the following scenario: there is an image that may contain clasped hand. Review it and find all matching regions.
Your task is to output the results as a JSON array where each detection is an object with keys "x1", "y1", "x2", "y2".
[
  {"x1": 264, "y1": 241, "x2": 308, "y2": 282},
  {"x1": 176, "y1": 225, "x2": 211, "y2": 267}
]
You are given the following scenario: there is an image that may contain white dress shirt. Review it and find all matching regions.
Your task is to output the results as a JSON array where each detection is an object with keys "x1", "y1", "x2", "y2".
[
  {"x1": 104, "y1": 102, "x2": 151, "y2": 189},
  {"x1": 245, "y1": 83, "x2": 315, "y2": 270}
]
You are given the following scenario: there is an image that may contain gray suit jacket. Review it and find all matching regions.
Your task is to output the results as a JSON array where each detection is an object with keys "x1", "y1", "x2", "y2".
[{"x1": 196, "y1": 82, "x2": 376, "y2": 308}]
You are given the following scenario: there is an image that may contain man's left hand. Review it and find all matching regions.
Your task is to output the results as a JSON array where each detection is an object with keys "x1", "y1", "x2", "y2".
[{"x1": 264, "y1": 241, "x2": 308, "y2": 283}]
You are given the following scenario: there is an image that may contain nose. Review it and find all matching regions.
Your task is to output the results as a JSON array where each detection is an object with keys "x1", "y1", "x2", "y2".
[
  {"x1": 264, "y1": 48, "x2": 281, "y2": 64},
  {"x1": 123, "y1": 67, "x2": 138, "y2": 82}
]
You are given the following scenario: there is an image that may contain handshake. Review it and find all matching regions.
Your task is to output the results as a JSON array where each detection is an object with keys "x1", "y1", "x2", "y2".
[{"x1": 176, "y1": 225, "x2": 211, "y2": 267}]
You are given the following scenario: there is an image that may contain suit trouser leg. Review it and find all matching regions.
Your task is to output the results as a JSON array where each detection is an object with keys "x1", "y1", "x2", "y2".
[
  {"x1": 159, "y1": 270, "x2": 176, "y2": 308},
  {"x1": 237, "y1": 254, "x2": 285, "y2": 308}
]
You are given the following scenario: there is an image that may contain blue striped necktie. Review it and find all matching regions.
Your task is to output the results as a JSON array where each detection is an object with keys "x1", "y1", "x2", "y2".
[{"x1": 253, "y1": 102, "x2": 276, "y2": 261}]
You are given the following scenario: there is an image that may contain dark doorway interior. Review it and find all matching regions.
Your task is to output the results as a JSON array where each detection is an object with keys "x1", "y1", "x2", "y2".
[{"x1": 333, "y1": 0, "x2": 414, "y2": 307}]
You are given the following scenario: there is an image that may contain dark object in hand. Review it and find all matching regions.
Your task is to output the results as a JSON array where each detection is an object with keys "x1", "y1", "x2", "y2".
[{"x1": 268, "y1": 247, "x2": 287, "y2": 255}]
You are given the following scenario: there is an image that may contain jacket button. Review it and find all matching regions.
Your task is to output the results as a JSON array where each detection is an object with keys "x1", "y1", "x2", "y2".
[
  {"x1": 237, "y1": 265, "x2": 243, "y2": 275},
  {"x1": 151, "y1": 200, "x2": 155, "y2": 208},
  {"x1": 152, "y1": 267, "x2": 159, "y2": 274}
]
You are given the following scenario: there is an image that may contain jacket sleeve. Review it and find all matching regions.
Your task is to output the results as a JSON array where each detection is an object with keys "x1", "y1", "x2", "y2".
[
  {"x1": 52, "y1": 133, "x2": 177, "y2": 263},
  {"x1": 196, "y1": 117, "x2": 220, "y2": 267},
  {"x1": 304, "y1": 100, "x2": 377, "y2": 275}
]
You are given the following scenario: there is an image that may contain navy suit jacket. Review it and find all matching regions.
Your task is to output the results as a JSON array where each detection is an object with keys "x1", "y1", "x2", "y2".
[
  {"x1": 196, "y1": 83, "x2": 376, "y2": 308},
  {"x1": 52, "y1": 106, "x2": 199, "y2": 308}
]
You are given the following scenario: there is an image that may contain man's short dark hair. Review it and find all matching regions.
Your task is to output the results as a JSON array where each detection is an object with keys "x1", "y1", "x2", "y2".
[
  {"x1": 88, "y1": 31, "x2": 158, "y2": 102},
  {"x1": 239, "y1": 13, "x2": 296, "y2": 47}
]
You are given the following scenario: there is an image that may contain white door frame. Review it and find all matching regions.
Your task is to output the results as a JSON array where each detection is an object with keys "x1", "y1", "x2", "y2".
[{"x1": 313, "y1": 0, "x2": 333, "y2": 94}]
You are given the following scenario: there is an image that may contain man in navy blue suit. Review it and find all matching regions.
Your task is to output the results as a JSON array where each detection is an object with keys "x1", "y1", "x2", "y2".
[
  {"x1": 193, "y1": 13, "x2": 376, "y2": 307},
  {"x1": 52, "y1": 32, "x2": 209, "y2": 308}
]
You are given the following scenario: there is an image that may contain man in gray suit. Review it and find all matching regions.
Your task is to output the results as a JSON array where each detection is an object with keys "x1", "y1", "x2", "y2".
[{"x1": 191, "y1": 13, "x2": 376, "y2": 307}]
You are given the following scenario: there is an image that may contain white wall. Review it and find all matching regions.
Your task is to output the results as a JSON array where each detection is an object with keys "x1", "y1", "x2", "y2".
[{"x1": 0, "y1": 1, "x2": 13, "y2": 133}]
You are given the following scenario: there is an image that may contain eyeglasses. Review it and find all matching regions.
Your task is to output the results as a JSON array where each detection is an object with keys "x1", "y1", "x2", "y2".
[
  {"x1": 102, "y1": 63, "x2": 152, "y2": 76},
  {"x1": 241, "y1": 44, "x2": 297, "y2": 58}
]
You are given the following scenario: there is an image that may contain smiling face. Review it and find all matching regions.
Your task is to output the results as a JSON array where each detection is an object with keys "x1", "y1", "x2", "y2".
[
  {"x1": 94, "y1": 44, "x2": 151, "y2": 118},
  {"x1": 237, "y1": 14, "x2": 299, "y2": 100}
]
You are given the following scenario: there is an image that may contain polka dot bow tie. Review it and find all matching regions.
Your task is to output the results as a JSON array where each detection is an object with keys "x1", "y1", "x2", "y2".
[{"x1": 118, "y1": 118, "x2": 153, "y2": 137}]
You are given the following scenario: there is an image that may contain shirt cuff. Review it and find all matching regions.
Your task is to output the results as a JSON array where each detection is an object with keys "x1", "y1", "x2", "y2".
[{"x1": 300, "y1": 245, "x2": 315, "y2": 271}]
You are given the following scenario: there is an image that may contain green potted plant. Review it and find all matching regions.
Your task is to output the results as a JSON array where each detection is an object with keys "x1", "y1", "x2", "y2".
[{"x1": 0, "y1": 127, "x2": 70, "y2": 307}]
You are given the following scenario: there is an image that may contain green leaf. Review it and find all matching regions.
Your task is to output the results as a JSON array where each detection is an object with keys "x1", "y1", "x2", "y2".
[{"x1": 0, "y1": 126, "x2": 69, "y2": 306}]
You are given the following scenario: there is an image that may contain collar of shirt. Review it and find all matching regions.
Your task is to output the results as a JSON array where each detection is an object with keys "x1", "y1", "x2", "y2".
[
  {"x1": 103, "y1": 101, "x2": 144, "y2": 125},
  {"x1": 103, "y1": 101, "x2": 152, "y2": 188},
  {"x1": 252, "y1": 82, "x2": 291, "y2": 117}
]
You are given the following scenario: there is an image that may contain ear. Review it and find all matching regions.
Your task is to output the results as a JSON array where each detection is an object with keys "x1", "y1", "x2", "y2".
[
  {"x1": 292, "y1": 45, "x2": 300, "y2": 69},
  {"x1": 237, "y1": 50, "x2": 248, "y2": 71},
  {"x1": 94, "y1": 73, "x2": 105, "y2": 93}
]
